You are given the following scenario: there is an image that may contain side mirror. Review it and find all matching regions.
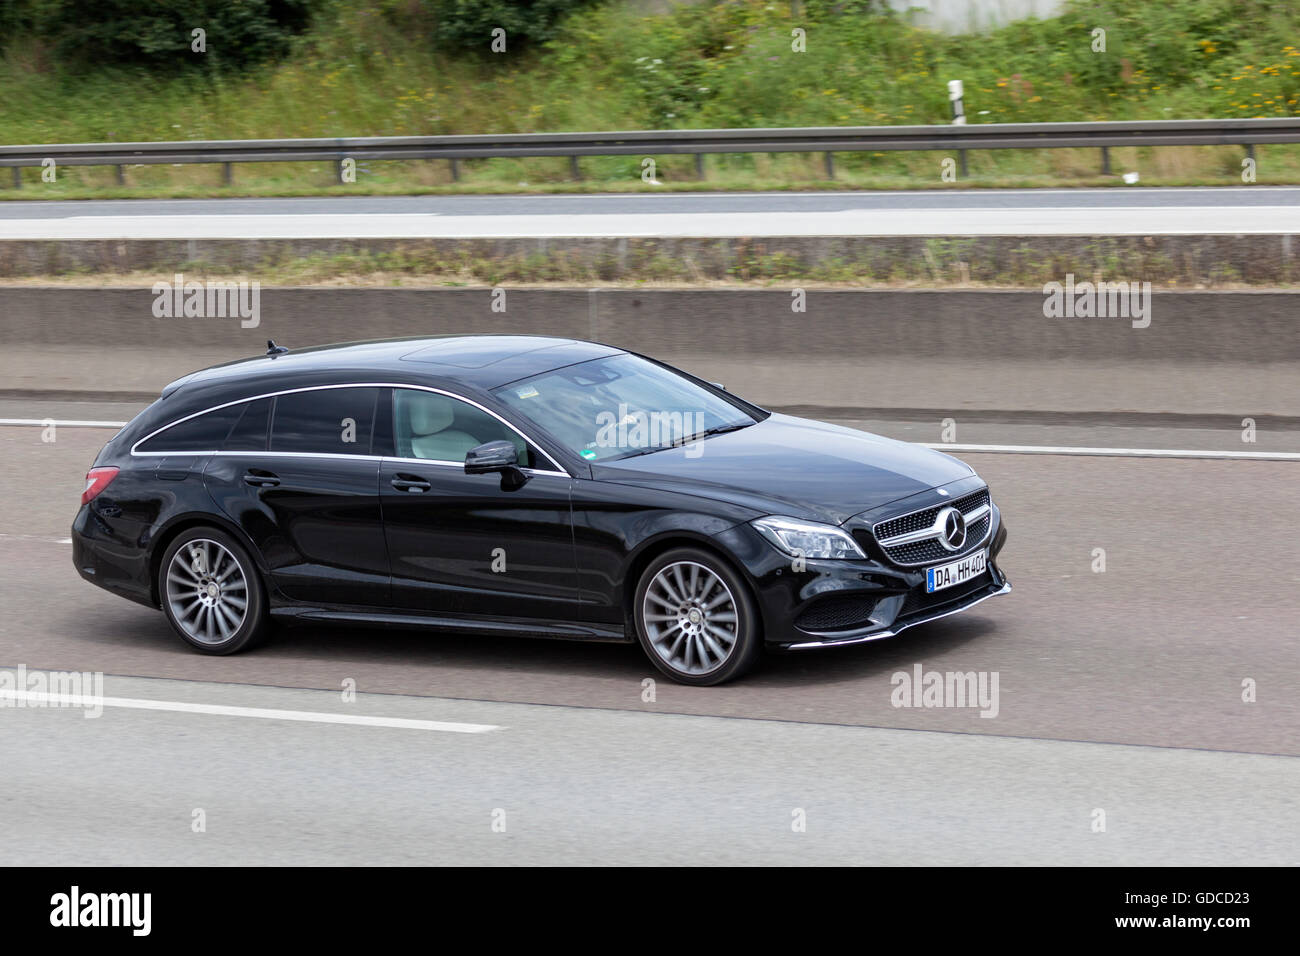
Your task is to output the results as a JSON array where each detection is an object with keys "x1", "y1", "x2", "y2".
[
  {"x1": 465, "y1": 440, "x2": 519, "y2": 475},
  {"x1": 709, "y1": 381, "x2": 727, "y2": 391}
]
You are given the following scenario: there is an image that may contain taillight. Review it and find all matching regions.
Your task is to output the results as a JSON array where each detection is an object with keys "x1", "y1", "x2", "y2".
[{"x1": 82, "y1": 467, "x2": 119, "y2": 505}]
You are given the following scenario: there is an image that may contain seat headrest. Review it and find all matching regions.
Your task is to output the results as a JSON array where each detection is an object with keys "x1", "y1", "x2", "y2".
[{"x1": 407, "y1": 393, "x2": 455, "y2": 435}]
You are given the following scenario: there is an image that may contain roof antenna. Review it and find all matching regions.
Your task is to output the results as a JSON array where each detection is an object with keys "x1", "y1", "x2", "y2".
[{"x1": 266, "y1": 340, "x2": 289, "y2": 357}]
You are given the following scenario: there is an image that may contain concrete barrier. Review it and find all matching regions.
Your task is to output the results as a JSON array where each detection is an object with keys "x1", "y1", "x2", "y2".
[
  {"x1": 1, "y1": 234, "x2": 1297, "y2": 285},
  {"x1": 2, "y1": 287, "x2": 1296, "y2": 417}
]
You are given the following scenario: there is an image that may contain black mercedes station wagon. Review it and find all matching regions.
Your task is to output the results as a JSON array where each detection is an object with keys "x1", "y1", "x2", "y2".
[{"x1": 73, "y1": 335, "x2": 1009, "y2": 685}]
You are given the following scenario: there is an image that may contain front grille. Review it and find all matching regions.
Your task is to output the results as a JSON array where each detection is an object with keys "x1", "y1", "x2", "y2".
[
  {"x1": 795, "y1": 594, "x2": 879, "y2": 632},
  {"x1": 867, "y1": 488, "x2": 991, "y2": 567},
  {"x1": 881, "y1": 512, "x2": 991, "y2": 566},
  {"x1": 899, "y1": 569, "x2": 992, "y2": 619},
  {"x1": 873, "y1": 489, "x2": 988, "y2": 542}
]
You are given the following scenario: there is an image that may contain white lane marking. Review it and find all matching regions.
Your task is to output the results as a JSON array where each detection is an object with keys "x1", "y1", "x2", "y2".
[
  {"x1": 0, "y1": 533, "x2": 73, "y2": 543},
  {"x1": 0, "y1": 418, "x2": 126, "y2": 428},
  {"x1": 0, "y1": 689, "x2": 500, "y2": 733},
  {"x1": 925, "y1": 443, "x2": 1300, "y2": 460},
  {"x1": 2, "y1": 417, "x2": 1295, "y2": 459},
  {"x1": 503, "y1": 186, "x2": 1300, "y2": 199}
]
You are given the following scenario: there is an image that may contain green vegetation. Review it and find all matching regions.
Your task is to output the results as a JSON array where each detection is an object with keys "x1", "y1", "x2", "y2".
[
  {"x1": 0, "y1": 0, "x2": 316, "y2": 72},
  {"x1": 5, "y1": 235, "x2": 1292, "y2": 287},
  {"x1": 1, "y1": 0, "x2": 1297, "y2": 194}
]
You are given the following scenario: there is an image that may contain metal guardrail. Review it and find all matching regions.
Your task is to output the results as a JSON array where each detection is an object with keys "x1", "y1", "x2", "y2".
[{"x1": 2, "y1": 118, "x2": 1297, "y2": 185}]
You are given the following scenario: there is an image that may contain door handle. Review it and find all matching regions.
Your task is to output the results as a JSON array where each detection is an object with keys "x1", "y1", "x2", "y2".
[
  {"x1": 390, "y1": 474, "x2": 431, "y2": 493},
  {"x1": 244, "y1": 469, "x2": 281, "y2": 488}
]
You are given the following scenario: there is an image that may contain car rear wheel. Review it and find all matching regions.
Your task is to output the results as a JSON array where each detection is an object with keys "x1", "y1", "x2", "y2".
[
  {"x1": 633, "y1": 547, "x2": 762, "y2": 686},
  {"x1": 159, "y1": 527, "x2": 269, "y2": 654}
]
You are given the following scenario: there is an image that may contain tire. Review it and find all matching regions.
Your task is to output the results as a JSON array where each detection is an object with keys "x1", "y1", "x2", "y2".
[
  {"x1": 158, "y1": 527, "x2": 269, "y2": 655},
  {"x1": 632, "y1": 546, "x2": 762, "y2": 686}
]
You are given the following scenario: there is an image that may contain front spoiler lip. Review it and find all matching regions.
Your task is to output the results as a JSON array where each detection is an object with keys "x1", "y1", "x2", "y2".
[{"x1": 783, "y1": 578, "x2": 1012, "y2": 650}]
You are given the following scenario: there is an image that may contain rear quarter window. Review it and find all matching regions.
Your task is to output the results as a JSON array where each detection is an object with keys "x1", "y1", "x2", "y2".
[{"x1": 136, "y1": 404, "x2": 244, "y2": 453}]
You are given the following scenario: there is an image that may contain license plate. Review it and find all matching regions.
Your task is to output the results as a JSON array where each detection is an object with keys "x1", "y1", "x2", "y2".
[{"x1": 925, "y1": 549, "x2": 987, "y2": 593}]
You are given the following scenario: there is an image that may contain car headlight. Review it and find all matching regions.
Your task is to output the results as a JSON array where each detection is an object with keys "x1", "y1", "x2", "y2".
[{"x1": 750, "y1": 516, "x2": 865, "y2": 560}]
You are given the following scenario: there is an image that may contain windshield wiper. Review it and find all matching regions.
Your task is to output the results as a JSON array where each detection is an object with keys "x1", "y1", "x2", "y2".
[
  {"x1": 607, "y1": 421, "x2": 755, "y2": 460},
  {"x1": 671, "y1": 421, "x2": 754, "y2": 447}
]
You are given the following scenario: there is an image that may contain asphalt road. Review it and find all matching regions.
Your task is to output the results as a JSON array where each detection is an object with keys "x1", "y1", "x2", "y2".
[
  {"x1": 1, "y1": 415, "x2": 1296, "y2": 863},
  {"x1": 5, "y1": 674, "x2": 1295, "y2": 865},
  {"x1": 1, "y1": 187, "x2": 1297, "y2": 238}
]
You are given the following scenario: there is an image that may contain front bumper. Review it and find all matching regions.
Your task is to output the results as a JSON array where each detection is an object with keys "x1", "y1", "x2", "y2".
[
  {"x1": 785, "y1": 575, "x2": 1011, "y2": 649},
  {"x1": 714, "y1": 504, "x2": 1010, "y2": 650}
]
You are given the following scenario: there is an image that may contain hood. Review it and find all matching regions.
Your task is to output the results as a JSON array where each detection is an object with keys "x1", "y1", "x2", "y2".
[{"x1": 590, "y1": 413, "x2": 974, "y2": 525}]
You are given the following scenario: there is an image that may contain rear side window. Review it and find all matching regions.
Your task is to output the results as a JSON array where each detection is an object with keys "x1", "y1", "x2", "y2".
[
  {"x1": 136, "y1": 404, "x2": 244, "y2": 453},
  {"x1": 271, "y1": 387, "x2": 379, "y2": 455},
  {"x1": 224, "y1": 398, "x2": 271, "y2": 451}
]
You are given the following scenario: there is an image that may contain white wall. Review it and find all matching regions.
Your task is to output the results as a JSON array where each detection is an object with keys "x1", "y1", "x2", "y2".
[
  {"x1": 888, "y1": 0, "x2": 1066, "y2": 33},
  {"x1": 629, "y1": 1, "x2": 1068, "y2": 34}
]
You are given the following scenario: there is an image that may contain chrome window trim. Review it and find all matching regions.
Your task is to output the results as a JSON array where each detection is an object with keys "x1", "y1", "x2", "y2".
[
  {"x1": 128, "y1": 381, "x2": 571, "y2": 477},
  {"x1": 383, "y1": 455, "x2": 565, "y2": 477}
]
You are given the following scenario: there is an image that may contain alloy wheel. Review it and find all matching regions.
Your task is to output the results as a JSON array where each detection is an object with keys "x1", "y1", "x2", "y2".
[
  {"x1": 165, "y1": 538, "x2": 249, "y2": 646},
  {"x1": 640, "y1": 560, "x2": 740, "y2": 676}
]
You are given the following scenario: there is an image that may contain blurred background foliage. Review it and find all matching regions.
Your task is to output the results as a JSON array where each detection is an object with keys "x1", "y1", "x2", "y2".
[{"x1": 0, "y1": 0, "x2": 1296, "y2": 190}]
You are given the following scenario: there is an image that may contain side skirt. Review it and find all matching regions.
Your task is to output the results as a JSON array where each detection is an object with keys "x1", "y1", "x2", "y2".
[{"x1": 269, "y1": 605, "x2": 632, "y2": 643}]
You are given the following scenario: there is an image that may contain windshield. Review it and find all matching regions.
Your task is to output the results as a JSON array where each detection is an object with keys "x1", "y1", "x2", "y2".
[{"x1": 491, "y1": 354, "x2": 759, "y2": 462}]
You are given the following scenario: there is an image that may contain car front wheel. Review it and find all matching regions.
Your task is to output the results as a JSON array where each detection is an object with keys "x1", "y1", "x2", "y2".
[{"x1": 633, "y1": 547, "x2": 762, "y2": 686}]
